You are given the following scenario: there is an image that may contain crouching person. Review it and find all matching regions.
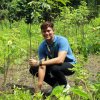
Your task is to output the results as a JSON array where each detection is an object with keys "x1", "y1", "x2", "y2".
[{"x1": 29, "y1": 21, "x2": 76, "y2": 94}]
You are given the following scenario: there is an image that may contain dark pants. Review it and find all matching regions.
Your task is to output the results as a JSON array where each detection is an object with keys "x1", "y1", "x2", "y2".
[{"x1": 29, "y1": 62, "x2": 74, "y2": 87}]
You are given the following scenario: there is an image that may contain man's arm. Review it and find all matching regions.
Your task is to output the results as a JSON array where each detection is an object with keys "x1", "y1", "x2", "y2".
[
  {"x1": 29, "y1": 58, "x2": 46, "y2": 89},
  {"x1": 41, "y1": 51, "x2": 67, "y2": 65},
  {"x1": 38, "y1": 65, "x2": 46, "y2": 89},
  {"x1": 29, "y1": 51, "x2": 67, "y2": 66}
]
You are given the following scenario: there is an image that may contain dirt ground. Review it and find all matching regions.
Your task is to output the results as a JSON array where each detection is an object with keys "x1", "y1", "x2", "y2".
[{"x1": 0, "y1": 55, "x2": 100, "y2": 94}]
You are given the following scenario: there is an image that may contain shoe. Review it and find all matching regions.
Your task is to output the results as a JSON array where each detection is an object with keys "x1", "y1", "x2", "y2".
[
  {"x1": 45, "y1": 88, "x2": 53, "y2": 96},
  {"x1": 63, "y1": 84, "x2": 70, "y2": 93},
  {"x1": 42, "y1": 87, "x2": 52, "y2": 96}
]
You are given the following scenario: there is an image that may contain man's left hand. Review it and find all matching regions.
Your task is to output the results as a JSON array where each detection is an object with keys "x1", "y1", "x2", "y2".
[{"x1": 29, "y1": 59, "x2": 39, "y2": 67}]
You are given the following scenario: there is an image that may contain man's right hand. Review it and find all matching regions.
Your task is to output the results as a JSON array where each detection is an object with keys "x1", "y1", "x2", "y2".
[{"x1": 38, "y1": 81, "x2": 43, "y2": 90}]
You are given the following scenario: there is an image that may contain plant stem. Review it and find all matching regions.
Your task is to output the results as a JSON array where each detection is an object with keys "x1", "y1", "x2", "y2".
[
  {"x1": 3, "y1": 45, "x2": 10, "y2": 87},
  {"x1": 29, "y1": 24, "x2": 32, "y2": 58}
]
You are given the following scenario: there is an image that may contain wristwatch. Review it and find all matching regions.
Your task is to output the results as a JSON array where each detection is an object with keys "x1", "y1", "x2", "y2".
[{"x1": 39, "y1": 60, "x2": 42, "y2": 66}]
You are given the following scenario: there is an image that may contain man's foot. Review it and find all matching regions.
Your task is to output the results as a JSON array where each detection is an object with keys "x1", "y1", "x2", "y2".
[
  {"x1": 63, "y1": 84, "x2": 70, "y2": 93},
  {"x1": 44, "y1": 88, "x2": 52, "y2": 96}
]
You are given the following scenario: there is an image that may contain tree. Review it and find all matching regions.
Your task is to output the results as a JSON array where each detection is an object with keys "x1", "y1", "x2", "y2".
[{"x1": 0, "y1": 0, "x2": 12, "y2": 20}]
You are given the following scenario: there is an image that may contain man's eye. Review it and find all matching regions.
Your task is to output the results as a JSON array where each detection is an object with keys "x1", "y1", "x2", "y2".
[{"x1": 47, "y1": 30, "x2": 50, "y2": 32}]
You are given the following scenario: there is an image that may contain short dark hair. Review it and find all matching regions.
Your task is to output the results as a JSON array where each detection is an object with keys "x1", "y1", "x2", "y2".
[{"x1": 41, "y1": 21, "x2": 54, "y2": 30}]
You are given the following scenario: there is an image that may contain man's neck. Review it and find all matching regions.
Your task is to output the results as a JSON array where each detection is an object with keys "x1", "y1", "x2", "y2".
[
  {"x1": 46, "y1": 39, "x2": 53, "y2": 45},
  {"x1": 46, "y1": 36, "x2": 54, "y2": 45}
]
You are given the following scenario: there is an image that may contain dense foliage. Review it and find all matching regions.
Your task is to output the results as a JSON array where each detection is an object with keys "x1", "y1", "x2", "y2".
[{"x1": 0, "y1": 0, "x2": 100, "y2": 22}]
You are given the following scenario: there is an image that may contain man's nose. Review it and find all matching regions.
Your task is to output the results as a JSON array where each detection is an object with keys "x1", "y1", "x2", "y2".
[{"x1": 45, "y1": 31, "x2": 49, "y2": 34}]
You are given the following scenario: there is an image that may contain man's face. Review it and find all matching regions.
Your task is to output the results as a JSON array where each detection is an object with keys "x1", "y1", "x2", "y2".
[{"x1": 41, "y1": 27, "x2": 54, "y2": 41}]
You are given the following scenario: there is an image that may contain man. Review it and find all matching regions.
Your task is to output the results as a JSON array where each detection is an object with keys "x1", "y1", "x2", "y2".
[{"x1": 29, "y1": 21, "x2": 76, "y2": 92}]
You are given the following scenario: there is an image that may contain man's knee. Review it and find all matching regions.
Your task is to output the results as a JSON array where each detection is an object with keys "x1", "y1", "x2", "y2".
[
  {"x1": 50, "y1": 65, "x2": 59, "y2": 72},
  {"x1": 29, "y1": 67, "x2": 38, "y2": 76}
]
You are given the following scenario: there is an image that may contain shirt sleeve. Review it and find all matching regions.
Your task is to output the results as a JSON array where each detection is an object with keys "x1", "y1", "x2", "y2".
[
  {"x1": 38, "y1": 44, "x2": 47, "y2": 60},
  {"x1": 58, "y1": 37, "x2": 69, "y2": 52}
]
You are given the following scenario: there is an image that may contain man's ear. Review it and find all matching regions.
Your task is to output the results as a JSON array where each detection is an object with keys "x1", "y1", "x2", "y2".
[{"x1": 53, "y1": 28, "x2": 55, "y2": 31}]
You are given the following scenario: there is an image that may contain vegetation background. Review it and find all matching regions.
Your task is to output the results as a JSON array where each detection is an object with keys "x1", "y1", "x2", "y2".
[{"x1": 0, "y1": 0, "x2": 100, "y2": 100}]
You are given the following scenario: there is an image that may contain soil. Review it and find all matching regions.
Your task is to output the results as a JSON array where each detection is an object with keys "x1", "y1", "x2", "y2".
[{"x1": 0, "y1": 55, "x2": 100, "y2": 94}]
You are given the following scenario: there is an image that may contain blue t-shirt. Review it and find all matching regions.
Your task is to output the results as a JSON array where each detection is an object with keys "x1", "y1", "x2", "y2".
[{"x1": 38, "y1": 35, "x2": 76, "y2": 64}]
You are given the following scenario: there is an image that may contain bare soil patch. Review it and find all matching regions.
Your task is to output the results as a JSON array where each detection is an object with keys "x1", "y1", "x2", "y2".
[{"x1": 0, "y1": 55, "x2": 99, "y2": 94}]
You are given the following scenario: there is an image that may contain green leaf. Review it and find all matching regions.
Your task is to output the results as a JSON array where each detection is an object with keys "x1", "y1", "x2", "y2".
[
  {"x1": 56, "y1": 0, "x2": 66, "y2": 6},
  {"x1": 65, "y1": 95, "x2": 71, "y2": 100},
  {"x1": 51, "y1": 86, "x2": 64, "y2": 97},
  {"x1": 71, "y1": 87, "x2": 89, "y2": 99},
  {"x1": 56, "y1": 0, "x2": 70, "y2": 6}
]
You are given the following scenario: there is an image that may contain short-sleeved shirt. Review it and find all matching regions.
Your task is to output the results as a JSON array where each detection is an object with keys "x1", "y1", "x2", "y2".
[{"x1": 38, "y1": 35, "x2": 76, "y2": 64}]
